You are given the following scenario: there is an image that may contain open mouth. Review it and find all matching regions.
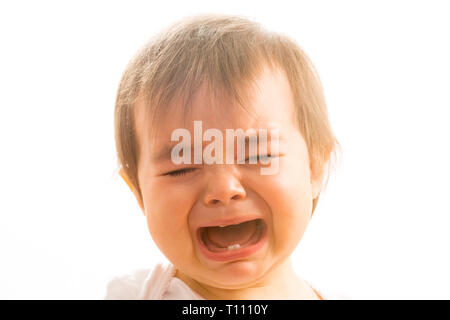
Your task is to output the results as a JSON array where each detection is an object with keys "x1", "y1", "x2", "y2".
[{"x1": 196, "y1": 218, "x2": 267, "y2": 261}]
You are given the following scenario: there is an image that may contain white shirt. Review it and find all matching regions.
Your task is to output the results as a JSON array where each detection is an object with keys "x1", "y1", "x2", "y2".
[{"x1": 105, "y1": 263, "x2": 346, "y2": 300}]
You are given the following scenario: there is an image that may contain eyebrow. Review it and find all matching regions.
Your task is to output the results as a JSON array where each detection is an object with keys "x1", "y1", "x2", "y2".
[
  {"x1": 150, "y1": 131, "x2": 284, "y2": 163},
  {"x1": 151, "y1": 143, "x2": 192, "y2": 163}
]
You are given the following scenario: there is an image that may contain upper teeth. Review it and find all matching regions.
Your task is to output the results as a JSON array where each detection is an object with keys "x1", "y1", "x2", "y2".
[
  {"x1": 227, "y1": 244, "x2": 241, "y2": 250},
  {"x1": 219, "y1": 225, "x2": 226, "y2": 227}
]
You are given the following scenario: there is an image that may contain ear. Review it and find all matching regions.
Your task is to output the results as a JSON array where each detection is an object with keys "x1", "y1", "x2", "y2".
[
  {"x1": 311, "y1": 178, "x2": 322, "y2": 200},
  {"x1": 310, "y1": 167, "x2": 322, "y2": 217},
  {"x1": 119, "y1": 168, "x2": 146, "y2": 214},
  {"x1": 310, "y1": 164, "x2": 324, "y2": 201}
]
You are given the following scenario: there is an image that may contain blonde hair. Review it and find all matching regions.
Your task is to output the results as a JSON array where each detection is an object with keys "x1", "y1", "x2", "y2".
[{"x1": 114, "y1": 14, "x2": 340, "y2": 213}]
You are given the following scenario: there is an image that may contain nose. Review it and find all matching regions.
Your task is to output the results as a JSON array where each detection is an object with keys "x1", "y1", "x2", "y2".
[{"x1": 203, "y1": 169, "x2": 246, "y2": 207}]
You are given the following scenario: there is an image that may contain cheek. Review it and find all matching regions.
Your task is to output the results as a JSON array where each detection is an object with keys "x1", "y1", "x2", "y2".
[
  {"x1": 258, "y1": 155, "x2": 313, "y2": 250},
  {"x1": 143, "y1": 181, "x2": 196, "y2": 257},
  {"x1": 265, "y1": 154, "x2": 313, "y2": 213}
]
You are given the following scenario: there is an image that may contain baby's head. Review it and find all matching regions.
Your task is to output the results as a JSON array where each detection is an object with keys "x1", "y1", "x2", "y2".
[{"x1": 114, "y1": 14, "x2": 339, "y2": 296}]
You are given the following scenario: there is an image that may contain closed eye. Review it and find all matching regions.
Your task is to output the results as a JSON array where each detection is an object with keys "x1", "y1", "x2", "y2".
[
  {"x1": 165, "y1": 168, "x2": 197, "y2": 177},
  {"x1": 245, "y1": 154, "x2": 277, "y2": 163},
  {"x1": 164, "y1": 155, "x2": 278, "y2": 176}
]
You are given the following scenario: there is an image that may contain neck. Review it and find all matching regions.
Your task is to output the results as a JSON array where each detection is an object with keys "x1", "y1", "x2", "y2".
[{"x1": 175, "y1": 259, "x2": 321, "y2": 300}]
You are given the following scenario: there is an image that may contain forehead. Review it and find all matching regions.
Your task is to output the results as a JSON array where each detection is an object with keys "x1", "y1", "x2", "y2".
[{"x1": 134, "y1": 66, "x2": 297, "y2": 156}]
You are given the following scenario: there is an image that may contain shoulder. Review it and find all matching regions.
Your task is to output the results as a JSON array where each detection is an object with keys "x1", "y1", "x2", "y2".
[
  {"x1": 104, "y1": 263, "x2": 176, "y2": 300},
  {"x1": 305, "y1": 280, "x2": 351, "y2": 300}
]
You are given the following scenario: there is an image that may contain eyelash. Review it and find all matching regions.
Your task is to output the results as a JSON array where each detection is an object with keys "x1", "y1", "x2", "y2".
[
  {"x1": 247, "y1": 154, "x2": 273, "y2": 162},
  {"x1": 165, "y1": 154, "x2": 276, "y2": 177},
  {"x1": 166, "y1": 168, "x2": 197, "y2": 177}
]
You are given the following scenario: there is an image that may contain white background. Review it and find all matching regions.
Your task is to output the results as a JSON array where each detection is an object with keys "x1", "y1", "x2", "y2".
[{"x1": 1, "y1": 0, "x2": 449, "y2": 299}]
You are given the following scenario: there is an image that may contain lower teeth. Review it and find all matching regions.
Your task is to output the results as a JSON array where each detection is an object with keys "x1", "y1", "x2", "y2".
[{"x1": 227, "y1": 244, "x2": 241, "y2": 250}]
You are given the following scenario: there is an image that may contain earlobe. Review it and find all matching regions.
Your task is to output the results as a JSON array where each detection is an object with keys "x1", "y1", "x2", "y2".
[
  {"x1": 119, "y1": 168, "x2": 134, "y2": 192},
  {"x1": 310, "y1": 168, "x2": 323, "y2": 200},
  {"x1": 311, "y1": 181, "x2": 321, "y2": 200},
  {"x1": 119, "y1": 168, "x2": 146, "y2": 214}
]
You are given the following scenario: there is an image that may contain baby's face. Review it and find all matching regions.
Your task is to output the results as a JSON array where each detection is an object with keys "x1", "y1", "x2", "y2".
[{"x1": 133, "y1": 66, "x2": 321, "y2": 289}]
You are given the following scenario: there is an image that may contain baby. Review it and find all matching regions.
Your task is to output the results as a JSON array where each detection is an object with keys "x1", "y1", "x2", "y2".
[{"x1": 106, "y1": 14, "x2": 340, "y2": 300}]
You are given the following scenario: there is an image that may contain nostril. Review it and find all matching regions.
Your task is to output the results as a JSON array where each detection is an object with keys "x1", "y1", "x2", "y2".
[
  {"x1": 206, "y1": 190, "x2": 245, "y2": 206},
  {"x1": 231, "y1": 194, "x2": 242, "y2": 200}
]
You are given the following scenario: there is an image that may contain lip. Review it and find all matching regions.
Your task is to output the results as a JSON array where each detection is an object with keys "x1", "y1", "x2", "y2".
[
  {"x1": 197, "y1": 215, "x2": 265, "y2": 229},
  {"x1": 196, "y1": 218, "x2": 267, "y2": 262}
]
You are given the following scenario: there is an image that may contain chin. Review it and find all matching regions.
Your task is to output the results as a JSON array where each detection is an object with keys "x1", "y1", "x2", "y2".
[{"x1": 203, "y1": 259, "x2": 269, "y2": 289}]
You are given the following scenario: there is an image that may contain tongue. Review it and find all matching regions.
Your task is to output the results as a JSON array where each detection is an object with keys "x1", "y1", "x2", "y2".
[{"x1": 205, "y1": 220, "x2": 257, "y2": 248}]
